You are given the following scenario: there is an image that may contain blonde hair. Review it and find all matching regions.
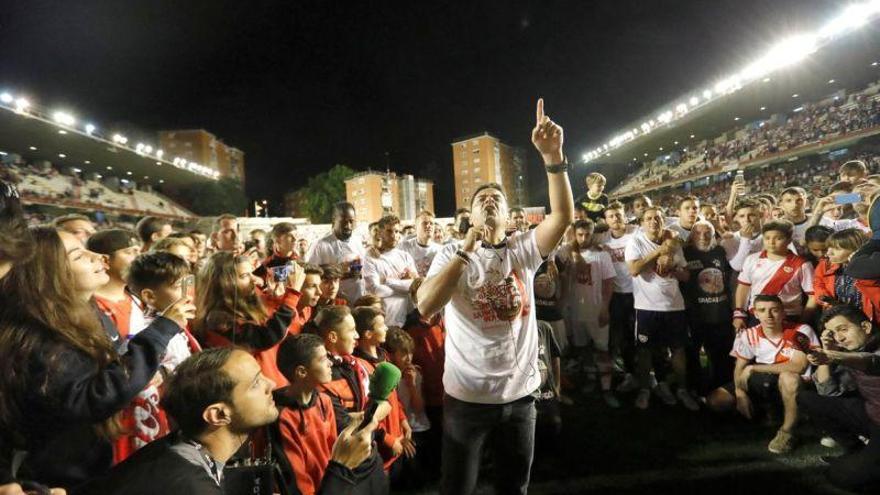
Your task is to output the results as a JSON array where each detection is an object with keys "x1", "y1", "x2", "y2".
[{"x1": 586, "y1": 173, "x2": 607, "y2": 187}]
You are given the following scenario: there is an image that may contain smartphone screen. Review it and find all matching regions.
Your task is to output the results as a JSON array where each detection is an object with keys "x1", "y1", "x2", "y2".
[
  {"x1": 181, "y1": 274, "x2": 195, "y2": 301},
  {"x1": 834, "y1": 193, "x2": 862, "y2": 205}
]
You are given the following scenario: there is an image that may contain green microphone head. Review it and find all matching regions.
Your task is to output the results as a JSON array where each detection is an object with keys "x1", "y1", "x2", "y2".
[{"x1": 369, "y1": 362, "x2": 402, "y2": 401}]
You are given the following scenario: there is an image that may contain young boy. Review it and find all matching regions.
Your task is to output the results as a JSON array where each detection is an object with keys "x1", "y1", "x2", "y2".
[
  {"x1": 565, "y1": 219, "x2": 618, "y2": 407},
  {"x1": 317, "y1": 263, "x2": 348, "y2": 308},
  {"x1": 351, "y1": 306, "x2": 412, "y2": 472},
  {"x1": 315, "y1": 305, "x2": 390, "y2": 492},
  {"x1": 707, "y1": 295, "x2": 817, "y2": 454},
  {"x1": 384, "y1": 328, "x2": 430, "y2": 489},
  {"x1": 88, "y1": 229, "x2": 143, "y2": 339},
  {"x1": 273, "y1": 333, "x2": 339, "y2": 495},
  {"x1": 118, "y1": 252, "x2": 200, "y2": 462},
  {"x1": 575, "y1": 172, "x2": 609, "y2": 223},
  {"x1": 735, "y1": 220, "x2": 817, "y2": 331}
]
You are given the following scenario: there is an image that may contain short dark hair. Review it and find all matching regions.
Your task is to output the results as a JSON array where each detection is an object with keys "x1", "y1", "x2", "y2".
[
  {"x1": 353, "y1": 294, "x2": 383, "y2": 309},
  {"x1": 313, "y1": 305, "x2": 352, "y2": 337},
  {"x1": 454, "y1": 208, "x2": 470, "y2": 220},
  {"x1": 320, "y1": 263, "x2": 344, "y2": 280},
  {"x1": 470, "y1": 183, "x2": 506, "y2": 207},
  {"x1": 378, "y1": 215, "x2": 401, "y2": 229},
  {"x1": 781, "y1": 187, "x2": 807, "y2": 199},
  {"x1": 820, "y1": 303, "x2": 873, "y2": 331},
  {"x1": 840, "y1": 160, "x2": 867, "y2": 176},
  {"x1": 302, "y1": 263, "x2": 323, "y2": 277},
  {"x1": 385, "y1": 327, "x2": 414, "y2": 354},
  {"x1": 573, "y1": 219, "x2": 595, "y2": 231},
  {"x1": 678, "y1": 195, "x2": 699, "y2": 208},
  {"x1": 127, "y1": 252, "x2": 191, "y2": 294},
  {"x1": 753, "y1": 294, "x2": 784, "y2": 307},
  {"x1": 509, "y1": 207, "x2": 525, "y2": 215},
  {"x1": 52, "y1": 213, "x2": 91, "y2": 228},
  {"x1": 136, "y1": 216, "x2": 170, "y2": 243},
  {"x1": 352, "y1": 306, "x2": 384, "y2": 335},
  {"x1": 734, "y1": 199, "x2": 761, "y2": 213},
  {"x1": 332, "y1": 202, "x2": 355, "y2": 219},
  {"x1": 214, "y1": 214, "x2": 238, "y2": 231},
  {"x1": 804, "y1": 225, "x2": 834, "y2": 244},
  {"x1": 277, "y1": 333, "x2": 325, "y2": 381},
  {"x1": 270, "y1": 222, "x2": 296, "y2": 239},
  {"x1": 761, "y1": 220, "x2": 794, "y2": 239},
  {"x1": 606, "y1": 201, "x2": 625, "y2": 212},
  {"x1": 162, "y1": 348, "x2": 237, "y2": 437}
]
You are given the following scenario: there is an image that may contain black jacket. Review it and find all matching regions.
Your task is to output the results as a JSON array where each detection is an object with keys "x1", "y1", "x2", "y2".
[
  {"x1": 0, "y1": 311, "x2": 180, "y2": 490},
  {"x1": 846, "y1": 239, "x2": 880, "y2": 279}
]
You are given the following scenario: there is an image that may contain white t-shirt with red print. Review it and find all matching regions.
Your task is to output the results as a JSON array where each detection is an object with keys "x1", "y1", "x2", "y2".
[
  {"x1": 597, "y1": 225, "x2": 637, "y2": 294},
  {"x1": 731, "y1": 322, "x2": 818, "y2": 377},
  {"x1": 566, "y1": 249, "x2": 615, "y2": 322},
  {"x1": 427, "y1": 229, "x2": 544, "y2": 404},
  {"x1": 399, "y1": 237, "x2": 441, "y2": 277},
  {"x1": 624, "y1": 229, "x2": 687, "y2": 312}
]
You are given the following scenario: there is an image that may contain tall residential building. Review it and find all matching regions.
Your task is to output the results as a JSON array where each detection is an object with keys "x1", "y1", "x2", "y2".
[
  {"x1": 345, "y1": 170, "x2": 435, "y2": 224},
  {"x1": 451, "y1": 132, "x2": 527, "y2": 209},
  {"x1": 158, "y1": 129, "x2": 246, "y2": 184}
]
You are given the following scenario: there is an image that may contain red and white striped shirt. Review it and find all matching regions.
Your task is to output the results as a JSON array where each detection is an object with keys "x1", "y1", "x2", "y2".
[
  {"x1": 732, "y1": 322, "x2": 818, "y2": 372},
  {"x1": 738, "y1": 251, "x2": 814, "y2": 316}
]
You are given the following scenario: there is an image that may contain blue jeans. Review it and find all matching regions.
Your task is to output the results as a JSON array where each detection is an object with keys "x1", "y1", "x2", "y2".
[{"x1": 441, "y1": 393, "x2": 536, "y2": 495}]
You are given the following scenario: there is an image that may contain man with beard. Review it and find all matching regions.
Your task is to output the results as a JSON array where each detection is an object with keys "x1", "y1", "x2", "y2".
[
  {"x1": 364, "y1": 215, "x2": 420, "y2": 328},
  {"x1": 417, "y1": 99, "x2": 573, "y2": 495},
  {"x1": 307, "y1": 202, "x2": 366, "y2": 303}
]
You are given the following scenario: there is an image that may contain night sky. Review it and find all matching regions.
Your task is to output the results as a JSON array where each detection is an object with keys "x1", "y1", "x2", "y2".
[{"x1": 0, "y1": 0, "x2": 840, "y2": 215}]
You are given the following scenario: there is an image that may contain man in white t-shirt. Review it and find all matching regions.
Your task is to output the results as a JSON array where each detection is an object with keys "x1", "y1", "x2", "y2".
[
  {"x1": 624, "y1": 206, "x2": 699, "y2": 411},
  {"x1": 566, "y1": 218, "x2": 618, "y2": 407},
  {"x1": 364, "y1": 215, "x2": 419, "y2": 327},
  {"x1": 598, "y1": 201, "x2": 639, "y2": 392},
  {"x1": 669, "y1": 195, "x2": 700, "y2": 242},
  {"x1": 780, "y1": 187, "x2": 813, "y2": 250},
  {"x1": 417, "y1": 99, "x2": 573, "y2": 495},
  {"x1": 305, "y1": 202, "x2": 366, "y2": 303},
  {"x1": 399, "y1": 210, "x2": 441, "y2": 277},
  {"x1": 706, "y1": 295, "x2": 816, "y2": 454}
]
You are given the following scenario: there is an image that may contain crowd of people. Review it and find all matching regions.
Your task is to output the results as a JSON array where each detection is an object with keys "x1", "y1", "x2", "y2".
[
  {"x1": 613, "y1": 82, "x2": 880, "y2": 196},
  {"x1": 2, "y1": 98, "x2": 880, "y2": 495}
]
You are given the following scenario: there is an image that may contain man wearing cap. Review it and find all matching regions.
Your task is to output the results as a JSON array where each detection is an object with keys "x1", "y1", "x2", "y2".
[{"x1": 88, "y1": 229, "x2": 144, "y2": 339}]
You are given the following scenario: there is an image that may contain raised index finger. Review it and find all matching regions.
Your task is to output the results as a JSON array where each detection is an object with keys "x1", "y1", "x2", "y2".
[{"x1": 536, "y1": 98, "x2": 544, "y2": 125}]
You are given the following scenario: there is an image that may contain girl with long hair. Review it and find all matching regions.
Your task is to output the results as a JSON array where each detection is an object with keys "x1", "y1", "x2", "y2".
[
  {"x1": 193, "y1": 251, "x2": 308, "y2": 388},
  {"x1": 0, "y1": 227, "x2": 192, "y2": 490}
]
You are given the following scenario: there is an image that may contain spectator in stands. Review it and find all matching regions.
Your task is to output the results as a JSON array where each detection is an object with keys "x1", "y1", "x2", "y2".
[
  {"x1": 0, "y1": 227, "x2": 192, "y2": 489},
  {"x1": 317, "y1": 264, "x2": 347, "y2": 308},
  {"x1": 509, "y1": 207, "x2": 530, "y2": 233},
  {"x1": 708, "y1": 295, "x2": 816, "y2": 454},
  {"x1": 151, "y1": 236, "x2": 195, "y2": 266},
  {"x1": 799, "y1": 304, "x2": 880, "y2": 492},
  {"x1": 249, "y1": 228, "x2": 268, "y2": 258},
  {"x1": 734, "y1": 220, "x2": 817, "y2": 331},
  {"x1": 194, "y1": 252, "x2": 308, "y2": 388},
  {"x1": 88, "y1": 229, "x2": 142, "y2": 339},
  {"x1": 575, "y1": 172, "x2": 609, "y2": 223},
  {"x1": 399, "y1": 210, "x2": 440, "y2": 277},
  {"x1": 307, "y1": 202, "x2": 366, "y2": 304},
  {"x1": 625, "y1": 206, "x2": 697, "y2": 410},
  {"x1": 364, "y1": 215, "x2": 419, "y2": 328},
  {"x1": 53, "y1": 213, "x2": 96, "y2": 243},
  {"x1": 599, "y1": 201, "x2": 639, "y2": 393},
  {"x1": 669, "y1": 195, "x2": 700, "y2": 242},
  {"x1": 682, "y1": 221, "x2": 734, "y2": 393},
  {"x1": 212, "y1": 214, "x2": 240, "y2": 253},
  {"x1": 136, "y1": 216, "x2": 172, "y2": 252}
]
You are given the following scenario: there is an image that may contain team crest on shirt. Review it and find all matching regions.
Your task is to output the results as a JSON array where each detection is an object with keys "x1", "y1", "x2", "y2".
[
  {"x1": 783, "y1": 266, "x2": 793, "y2": 273},
  {"x1": 471, "y1": 271, "x2": 530, "y2": 322}
]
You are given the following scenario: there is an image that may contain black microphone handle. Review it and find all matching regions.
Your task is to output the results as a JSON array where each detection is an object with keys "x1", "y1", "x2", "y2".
[{"x1": 356, "y1": 398, "x2": 380, "y2": 432}]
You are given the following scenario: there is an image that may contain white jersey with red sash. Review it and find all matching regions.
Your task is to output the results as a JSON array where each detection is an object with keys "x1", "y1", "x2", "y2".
[{"x1": 737, "y1": 251, "x2": 814, "y2": 316}]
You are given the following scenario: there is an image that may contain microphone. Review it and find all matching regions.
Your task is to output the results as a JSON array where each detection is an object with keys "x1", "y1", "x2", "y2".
[{"x1": 356, "y1": 362, "x2": 402, "y2": 431}]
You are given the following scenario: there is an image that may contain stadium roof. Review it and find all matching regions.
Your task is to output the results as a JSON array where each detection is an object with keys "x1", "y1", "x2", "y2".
[
  {"x1": 0, "y1": 99, "x2": 220, "y2": 187},
  {"x1": 583, "y1": 1, "x2": 880, "y2": 167}
]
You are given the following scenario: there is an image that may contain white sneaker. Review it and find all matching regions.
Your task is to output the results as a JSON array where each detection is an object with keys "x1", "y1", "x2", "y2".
[
  {"x1": 676, "y1": 389, "x2": 700, "y2": 411},
  {"x1": 635, "y1": 389, "x2": 651, "y2": 409},
  {"x1": 617, "y1": 373, "x2": 638, "y2": 393},
  {"x1": 820, "y1": 436, "x2": 838, "y2": 448},
  {"x1": 654, "y1": 382, "x2": 677, "y2": 406}
]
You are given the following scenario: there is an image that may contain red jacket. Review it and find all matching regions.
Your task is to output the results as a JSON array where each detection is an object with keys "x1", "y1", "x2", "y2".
[
  {"x1": 814, "y1": 258, "x2": 880, "y2": 323},
  {"x1": 272, "y1": 388, "x2": 337, "y2": 495},
  {"x1": 403, "y1": 310, "x2": 445, "y2": 407},
  {"x1": 200, "y1": 288, "x2": 304, "y2": 389}
]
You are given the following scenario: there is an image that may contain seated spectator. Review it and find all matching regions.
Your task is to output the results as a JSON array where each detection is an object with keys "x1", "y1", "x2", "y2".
[
  {"x1": 707, "y1": 295, "x2": 817, "y2": 454},
  {"x1": 195, "y1": 252, "x2": 312, "y2": 388},
  {"x1": 135, "y1": 216, "x2": 172, "y2": 252},
  {"x1": 799, "y1": 304, "x2": 880, "y2": 492},
  {"x1": 53, "y1": 213, "x2": 96, "y2": 244},
  {"x1": 0, "y1": 227, "x2": 191, "y2": 489}
]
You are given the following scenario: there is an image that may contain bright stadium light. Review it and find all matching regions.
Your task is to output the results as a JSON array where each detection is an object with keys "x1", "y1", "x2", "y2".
[
  {"x1": 112, "y1": 134, "x2": 128, "y2": 145},
  {"x1": 702, "y1": 89, "x2": 712, "y2": 99},
  {"x1": 689, "y1": 96, "x2": 699, "y2": 106},
  {"x1": 58, "y1": 153, "x2": 66, "y2": 158},
  {"x1": 52, "y1": 111, "x2": 76, "y2": 126},
  {"x1": 144, "y1": 145, "x2": 153, "y2": 154},
  {"x1": 156, "y1": 149, "x2": 164, "y2": 159},
  {"x1": 14, "y1": 98, "x2": 30, "y2": 113},
  {"x1": 85, "y1": 123, "x2": 96, "y2": 135},
  {"x1": 819, "y1": 1, "x2": 880, "y2": 39},
  {"x1": 740, "y1": 34, "x2": 818, "y2": 80},
  {"x1": 0, "y1": 93, "x2": 12, "y2": 104}
]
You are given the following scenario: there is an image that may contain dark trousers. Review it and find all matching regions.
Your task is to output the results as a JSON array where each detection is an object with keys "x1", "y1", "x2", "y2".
[
  {"x1": 686, "y1": 321, "x2": 735, "y2": 393},
  {"x1": 441, "y1": 394, "x2": 536, "y2": 495},
  {"x1": 609, "y1": 292, "x2": 636, "y2": 372},
  {"x1": 798, "y1": 390, "x2": 880, "y2": 491}
]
